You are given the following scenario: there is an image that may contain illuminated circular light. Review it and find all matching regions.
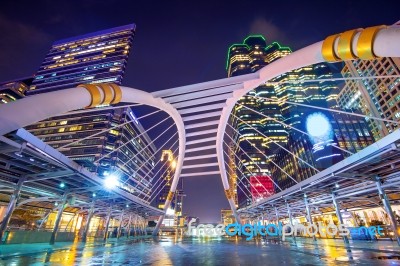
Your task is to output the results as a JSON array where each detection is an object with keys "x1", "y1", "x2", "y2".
[
  {"x1": 126, "y1": 204, "x2": 129, "y2": 208},
  {"x1": 92, "y1": 193, "x2": 96, "y2": 197},
  {"x1": 104, "y1": 175, "x2": 118, "y2": 189},
  {"x1": 59, "y1": 182, "x2": 65, "y2": 188},
  {"x1": 55, "y1": 202, "x2": 59, "y2": 206},
  {"x1": 335, "y1": 183, "x2": 340, "y2": 188},
  {"x1": 306, "y1": 112, "x2": 332, "y2": 139}
]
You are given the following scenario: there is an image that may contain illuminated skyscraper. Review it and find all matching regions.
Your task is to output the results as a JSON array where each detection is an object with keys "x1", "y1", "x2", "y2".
[
  {"x1": 0, "y1": 77, "x2": 32, "y2": 104},
  {"x1": 337, "y1": 57, "x2": 400, "y2": 140},
  {"x1": 29, "y1": 24, "x2": 135, "y2": 94},
  {"x1": 272, "y1": 110, "x2": 374, "y2": 190},
  {"x1": 24, "y1": 24, "x2": 157, "y2": 199},
  {"x1": 227, "y1": 36, "x2": 287, "y2": 208}
]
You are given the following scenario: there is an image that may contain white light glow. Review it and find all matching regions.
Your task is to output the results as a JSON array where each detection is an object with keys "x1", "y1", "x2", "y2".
[
  {"x1": 306, "y1": 112, "x2": 332, "y2": 139},
  {"x1": 166, "y1": 208, "x2": 175, "y2": 216},
  {"x1": 104, "y1": 175, "x2": 119, "y2": 189}
]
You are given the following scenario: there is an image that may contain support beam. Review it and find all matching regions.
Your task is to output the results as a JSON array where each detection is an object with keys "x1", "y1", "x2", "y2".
[
  {"x1": 286, "y1": 201, "x2": 296, "y2": 240},
  {"x1": 50, "y1": 193, "x2": 68, "y2": 245},
  {"x1": 286, "y1": 201, "x2": 294, "y2": 226},
  {"x1": 375, "y1": 177, "x2": 400, "y2": 246},
  {"x1": 117, "y1": 211, "x2": 124, "y2": 239},
  {"x1": 103, "y1": 206, "x2": 112, "y2": 241},
  {"x1": 82, "y1": 202, "x2": 95, "y2": 241},
  {"x1": 0, "y1": 177, "x2": 25, "y2": 243},
  {"x1": 331, "y1": 191, "x2": 349, "y2": 244},
  {"x1": 304, "y1": 194, "x2": 316, "y2": 241},
  {"x1": 126, "y1": 215, "x2": 132, "y2": 238},
  {"x1": 274, "y1": 206, "x2": 279, "y2": 225}
]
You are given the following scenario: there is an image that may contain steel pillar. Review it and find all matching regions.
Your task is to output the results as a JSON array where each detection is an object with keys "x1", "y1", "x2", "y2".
[
  {"x1": 38, "y1": 210, "x2": 52, "y2": 230},
  {"x1": 286, "y1": 201, "x2": 296, "y2": 240},
  {"x1": 376, "y1": 177, "x2": 400, "y2": 245},
  {"x1": 82, "y1": 202, "x2": 95, "y2": 241},
  {"x1": 126, "y1": 215, "x2": 132, "y2": 238},
  {"x1": 0, "y1": 178, "x2": 25, "y2": 243},
  {"x1": 304, "y1": 194, "x2": 317, "y2": 241},
  {"x1": 103, "y1": 206, "x2": 112, "y2": 241},
  {"x1": 274, "y1": 206, "x2": 279, "y2": 225},
  {"x1": 50, "y1": 194, "x2": 68, "y2": 244},
  {"x1": 286, "y1": 201, "x2": 294, "y2": 226},
  {"x1": 117, "y1": 211, "x2": 124, "y2": 239},
  {"x1": 331, "y1": 191, "x2": 349, "y2": 244}
]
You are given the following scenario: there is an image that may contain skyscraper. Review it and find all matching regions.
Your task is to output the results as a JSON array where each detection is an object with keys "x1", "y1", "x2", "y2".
[
  {"x1": 29, "y1": 24, "x2": 135, "y2": 94},
  {"x1": 272, "y1": 110, "x2": 374, "y2": 190},
  {"x1": 337, "y1": 57, "x2": 400, "y2": 140},
  {"x1": 24, "y1": 24, "x2": 157, "y2": 200},
  {"x1": 0, "y1": 77, "x2": 32, "y2": 104},
  {"x1": 227, "y1": 36, "x2": 287, "y2": 208}
]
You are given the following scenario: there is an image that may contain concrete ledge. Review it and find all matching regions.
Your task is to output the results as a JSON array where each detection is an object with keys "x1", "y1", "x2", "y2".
[{"x1": 5, "y1": 231, "x2": 75, "y2": 244}]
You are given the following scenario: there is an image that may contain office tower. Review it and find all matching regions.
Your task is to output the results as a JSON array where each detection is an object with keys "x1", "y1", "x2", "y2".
[
  {"x1": 272, "y1": 110, "x2": 374, "y2": 190},
  {"x1": 29, "y1": 24, "x2": 135, "y2": 94},
  {"x1": 337, "y1": 57, "x2": 400, "y2": 140},
  {"x1": 155, "y1": 150, "x2": 184, "y2": 226},
  {"x1": 0, "y1": 77, "x2": 32, "y2": 104},
  {"x1": 227, "y1": 36, "x2": 287, "y2": 208},
  {"x1": 24, "y1": 24, "x2": 157, "y2": 199}
]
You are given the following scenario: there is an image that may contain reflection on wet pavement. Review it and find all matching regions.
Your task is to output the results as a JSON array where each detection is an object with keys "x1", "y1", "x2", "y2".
[{"x1": 0, "y1": 236, "x2": 400, "y2": 265}]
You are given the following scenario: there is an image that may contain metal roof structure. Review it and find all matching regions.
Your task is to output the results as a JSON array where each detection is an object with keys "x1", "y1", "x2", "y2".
[
  {"x1": 0, "y1": 128, "x2": 163, "y2": 218},
  {"x1": 239, "y1": 129, "x2": 400, "y2": 219}
]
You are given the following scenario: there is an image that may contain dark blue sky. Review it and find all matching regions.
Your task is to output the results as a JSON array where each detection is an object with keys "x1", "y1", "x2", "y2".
[{"x1": 0, "y1": 0, "x2": 398, "y2": 222}]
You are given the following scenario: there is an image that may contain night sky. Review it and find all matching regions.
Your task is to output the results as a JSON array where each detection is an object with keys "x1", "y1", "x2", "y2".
[{"x1": 0, "y1": 0, "x2": 398, "y2": 222}]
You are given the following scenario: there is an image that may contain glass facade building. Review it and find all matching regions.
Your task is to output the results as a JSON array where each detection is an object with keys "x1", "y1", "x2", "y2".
[
  {"x1": 272, "y1": 110, "x2": 374, "y2": 190},
  {"x1": 0, "y1": 77, "x2": 32, "y2": 104},
  {"x1": 29, "y1": 24, "x2": 135, "y2": 95},
  {"x1": 24, "y1": 24, "x2": 157, "y2": 200},
  {"x1": 337, "y1": 57, "x2": 400, "y2": 140}
]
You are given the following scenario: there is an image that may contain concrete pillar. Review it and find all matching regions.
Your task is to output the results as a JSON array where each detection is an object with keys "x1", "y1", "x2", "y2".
[
  {"x1": 50, "y1": 193, "x2": 68, "y2": 244},
  {"x1": 103, "y1": 206, "x2": 112, "y2": 241},
  {"x1": 0, "y1": 178, "x2": 25, "y2": 242},
  {"x1": 376, "y1": 177, "x2": 400, "y2": 246},
  {"x1": 82, "y1": 202, "x2": 95, "y2": 241},
  {"x1": 117, "y1": 211, "x2": 124, "y2": 239},
  {"x1": 126, "y1": 215, "x2": 132, "y2": 238},
  {"x1": 304, "y1": 194, "x2": 317, "y2": 241},
  {"x1": 331, "y1": 191, "x2": 349, "y2": 244}
]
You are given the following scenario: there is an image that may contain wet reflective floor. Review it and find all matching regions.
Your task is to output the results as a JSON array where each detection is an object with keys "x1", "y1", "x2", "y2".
[{"x1": 0, "y1": 236, "x2": 400, "y2": 265}]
